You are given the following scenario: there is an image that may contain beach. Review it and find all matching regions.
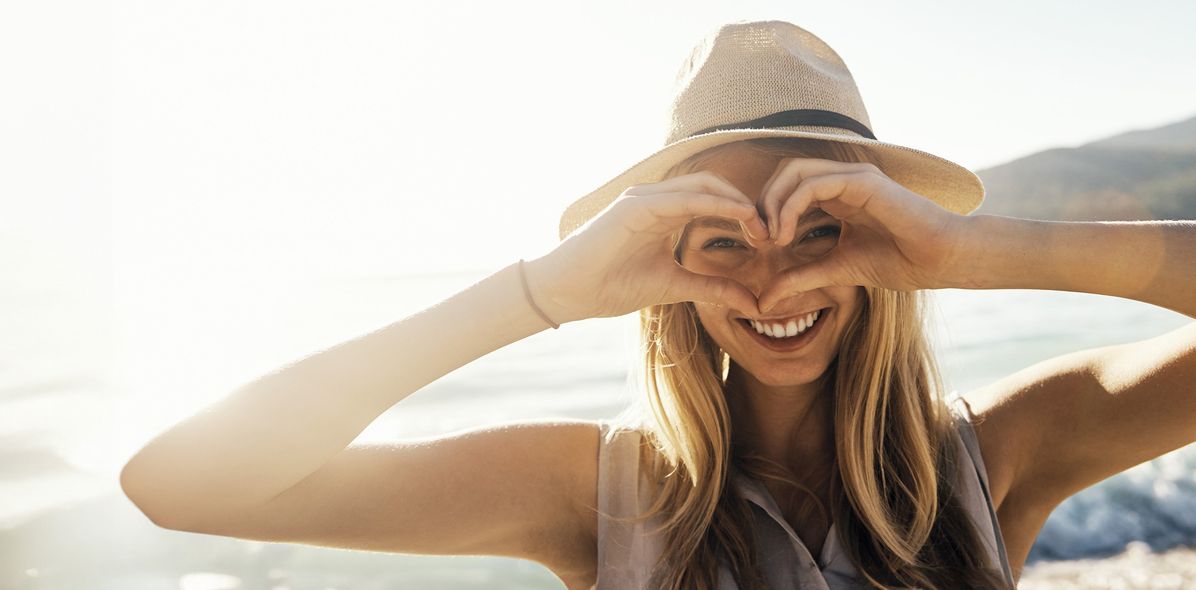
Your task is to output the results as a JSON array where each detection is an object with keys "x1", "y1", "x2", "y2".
[
  {"x1": 5, "y1": 275, "x2": 1196, "y2": 588},
  {"x1": 1019, "y1": 544, "x2": 1196, "y2": 589},
  {"x1": 3, "y1": 488, "x2": 1196, "y2": 589}
]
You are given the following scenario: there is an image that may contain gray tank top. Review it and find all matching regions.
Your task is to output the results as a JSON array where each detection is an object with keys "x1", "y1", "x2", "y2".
[{"x1": 592, "y1": 397, "x2": 1017, "y2": 589}]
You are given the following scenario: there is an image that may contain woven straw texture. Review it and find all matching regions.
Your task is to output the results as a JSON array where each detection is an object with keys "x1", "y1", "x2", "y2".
[{"x1": 558, "y1": 20, "x2": 985, "y2": 240}]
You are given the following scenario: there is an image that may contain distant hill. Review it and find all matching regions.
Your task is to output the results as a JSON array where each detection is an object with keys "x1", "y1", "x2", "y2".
[{"x1": 972, "y1": 114, "x2": 1196, "y2": 221}]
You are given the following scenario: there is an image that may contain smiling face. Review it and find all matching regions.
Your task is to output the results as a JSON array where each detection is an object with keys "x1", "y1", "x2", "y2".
[{"x1": 673, "y1": 142, "x2": 865, "y2": 389}]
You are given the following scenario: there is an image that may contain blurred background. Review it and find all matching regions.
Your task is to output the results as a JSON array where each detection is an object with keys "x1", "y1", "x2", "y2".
[{"x1": 3, "y1": 1, "x2": 1195, "y2": 588}]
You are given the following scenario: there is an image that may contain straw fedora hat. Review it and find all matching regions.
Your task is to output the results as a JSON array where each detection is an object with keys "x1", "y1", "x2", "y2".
[{"x1": 557, "y1": 20, "x2": 985, "y2": 240}]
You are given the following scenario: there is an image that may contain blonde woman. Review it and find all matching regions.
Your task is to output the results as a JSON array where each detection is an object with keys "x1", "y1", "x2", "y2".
[{"x1": 120, "y1": 20, "x2": 1196, "y2": 590}]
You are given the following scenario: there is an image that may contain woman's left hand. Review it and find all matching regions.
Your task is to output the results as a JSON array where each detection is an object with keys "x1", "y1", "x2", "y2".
[{"x1": 756, "y1": 158, "x2": 972, "y2": 311}]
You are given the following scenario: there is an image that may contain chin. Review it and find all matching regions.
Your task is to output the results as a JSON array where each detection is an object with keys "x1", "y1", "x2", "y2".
[
  {"x1": 732, "y1": 358, "x2": 829, "y2": 388},
  {"x1": 760, "y1": 373, "x2": 824, "y2": 389}
]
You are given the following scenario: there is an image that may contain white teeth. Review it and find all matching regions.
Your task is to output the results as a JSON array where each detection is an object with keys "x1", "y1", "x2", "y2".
[{"x1": 748, "y1": 310, "x2": 824, "y2": 340}]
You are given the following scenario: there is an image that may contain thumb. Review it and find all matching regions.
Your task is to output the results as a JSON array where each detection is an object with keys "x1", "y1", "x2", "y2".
[
  {"x1": 758, "y1": 256, "x2": 846, "y2": 312},
  {"x1": 666, "y1": 270, "x2": 761, "y2": 317}
]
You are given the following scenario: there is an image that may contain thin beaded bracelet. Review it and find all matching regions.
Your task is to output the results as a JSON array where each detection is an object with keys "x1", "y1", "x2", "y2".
[{"x1": 518, "y1": 259, "x2": 560, "y2": 330}]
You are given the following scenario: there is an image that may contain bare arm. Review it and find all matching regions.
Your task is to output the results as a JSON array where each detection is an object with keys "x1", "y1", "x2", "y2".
[
  {"x1": 947, "y1": 216, "x2": 1196, "y2": 508},
  {"x1": 945, "y1": 216, "x2": 1196, "y2": 319},
  {"x1": 120, "y1": 170, "x2": 766, "y2": 532},
  {"x1": 114, "y1": 170, "x2": 769, "y2": 585},
  {"x1": 120, "y1": 260, "x2": 558, "y2": 527}
]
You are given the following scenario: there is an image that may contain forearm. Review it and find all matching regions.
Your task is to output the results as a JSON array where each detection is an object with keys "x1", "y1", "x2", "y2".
[
  {"x1": 121, "y1": 260, "x2": 557, "y2": 527},
  {"x1": 946, "y1": 215, "x2": 1196, "y2": 319}
]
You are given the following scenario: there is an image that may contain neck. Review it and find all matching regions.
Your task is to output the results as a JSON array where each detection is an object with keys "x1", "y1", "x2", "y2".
[{"x1": 726, "y1": 362, "x2": 836, "y2": 475}]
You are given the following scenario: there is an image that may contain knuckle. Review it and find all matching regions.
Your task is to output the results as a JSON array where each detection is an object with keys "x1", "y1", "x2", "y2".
[
  {"x1": 622, "y1": 183, "x2": 646, "y2": 196},
  {"x1": 699, "y1": 169, "x2": 732, "y2": 187},
  {"x1": 858, "y1": 162, "x2": 884, "y2": 176},
  {"x1": 609, "y1": 196, "x2": 636, "y2": 216},
  {"x1": 697, "y1": 170, "x2": 735, "y2": 196}
]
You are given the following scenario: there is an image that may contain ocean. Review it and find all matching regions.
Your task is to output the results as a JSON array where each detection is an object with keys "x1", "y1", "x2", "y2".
[{"x1": 2, "y1": 269, "x2": 1194, "y2": 588}]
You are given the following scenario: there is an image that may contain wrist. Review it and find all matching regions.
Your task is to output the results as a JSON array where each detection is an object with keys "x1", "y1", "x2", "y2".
[
  {"x1": 941, "y1": 214, "x2": 1045, "y2": 291},
  {"x1": 518, "y1": 259, "x2": 560, "y2": 329},
  {"x1": 938, "y1": 214, "x2": 988, "y2": 290},
  {"x1": 520, "y1": 254, "x2": 582, "y2": 327}
]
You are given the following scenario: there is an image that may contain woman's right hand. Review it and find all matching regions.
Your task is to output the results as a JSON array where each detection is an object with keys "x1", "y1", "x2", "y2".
[{"x1": 524, "y1": 171, "x2": 770, "y2": 324}]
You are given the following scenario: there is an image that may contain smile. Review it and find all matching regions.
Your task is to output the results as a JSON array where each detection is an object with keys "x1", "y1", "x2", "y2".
[{"x1": 735, "y1": 308, "x2": 830, "y2": 352}]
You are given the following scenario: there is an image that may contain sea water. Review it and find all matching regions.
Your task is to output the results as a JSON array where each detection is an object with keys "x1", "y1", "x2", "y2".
[{"x1": 2, "y1": 269, "x2": 1193, "y2": 587}]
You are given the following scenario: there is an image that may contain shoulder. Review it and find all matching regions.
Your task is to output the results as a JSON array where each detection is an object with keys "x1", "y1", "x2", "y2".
[
  {"x1": 535, "y1": 418, "x2": 655, "y2": 541},
  {"x1": 544, "y1": 418, "x2": 659, "y2": 587},
  {"x1": 500, "y1": 419, "x2": 603, "y2": 586},
  {"x1": 952, "y1": 389, "x2": 1022, "y2": 512},
  {"x1": 954, "y1": 357, "x2": 1094, "y2": 562},
  {"x1": 593, "y1": 420, "x2": 660, "y2": 493}
]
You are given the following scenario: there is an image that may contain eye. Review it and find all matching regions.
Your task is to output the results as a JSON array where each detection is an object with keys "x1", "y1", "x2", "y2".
[
  {"x1": 801, "y1": 225, "x2": 841, "y2": 241},
  {"x1": 702, "y1": 237, "x2": 743, "y2": 250}
]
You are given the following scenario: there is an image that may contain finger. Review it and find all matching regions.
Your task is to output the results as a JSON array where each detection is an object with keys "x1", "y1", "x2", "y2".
[
  {"x1": 739, "y1": 220, "x2": 770, "y2": 249},
  {"x1": 757, "y1": 256, "x2": 845, "y2": 312},
  {"x1": 761, "y1": 159, "x2": 878, "y2": 239},
  {"x1": 666, "y1": 269, "x2": 760, "y2": 317},
  {"x1": 631, "y1": 170, "x2": 752, "y2": 207},
  {"x1": 759, "y1": 160, "x2": 809, "y2": 239},
  {"x1": 628, "y1": 192, "x2": 767, "y2": 238},
  {"x1": 775, "y1": 172, "x2": 877, "y2": 246},
  {"x1": 639, "y1": 169, "x2": 770, "y2": 240}
]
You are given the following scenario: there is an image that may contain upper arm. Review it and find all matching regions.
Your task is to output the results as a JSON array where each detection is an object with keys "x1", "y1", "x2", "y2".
[
  {"x1": 963, "y1": 321, "x2": 1196, "y2": 510},
  {"x1": 170, "y1": 419, "x2": 601, "y2": 580}
]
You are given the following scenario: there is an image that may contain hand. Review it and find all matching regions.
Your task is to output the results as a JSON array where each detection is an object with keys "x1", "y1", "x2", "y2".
[
  {"x1": 526, "y1": 171, "x2": 771, "y2": 323},
  {"x1": 755, "y1": 158, "x2": 970, "y2": 312}
]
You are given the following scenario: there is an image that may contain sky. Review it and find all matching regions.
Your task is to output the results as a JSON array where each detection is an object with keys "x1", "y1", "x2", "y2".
[{"x1": 3, "y1": 0, "x2": 1195, "y2": 296}]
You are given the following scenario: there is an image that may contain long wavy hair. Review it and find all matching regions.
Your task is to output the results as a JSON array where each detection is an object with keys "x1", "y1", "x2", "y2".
[{"x1": 600, "y1": 137, "x2": 1008, "y2": 589}]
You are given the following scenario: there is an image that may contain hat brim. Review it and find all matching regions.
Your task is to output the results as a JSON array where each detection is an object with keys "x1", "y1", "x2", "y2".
[{"x1": 557, "y1": 127, "x2": 985, "y2": 240}]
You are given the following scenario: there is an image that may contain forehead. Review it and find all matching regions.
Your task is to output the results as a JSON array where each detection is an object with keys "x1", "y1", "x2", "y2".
[
  {"x1": 684, "y1": 142, "x2": 782, "y2": 205},
  {"x1": 682, "y1": 143, "x2": 834, "y2": 232}
]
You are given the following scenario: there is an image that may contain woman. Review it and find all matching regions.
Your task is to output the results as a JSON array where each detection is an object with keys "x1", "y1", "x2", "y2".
[{"x1": 120, "y1": 20, "x2": 1196, "y2": 590}]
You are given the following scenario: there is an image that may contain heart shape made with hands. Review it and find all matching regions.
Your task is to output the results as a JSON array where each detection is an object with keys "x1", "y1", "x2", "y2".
[{"x1": 679, "y1": 156, "x2": 967, "y2": 315}]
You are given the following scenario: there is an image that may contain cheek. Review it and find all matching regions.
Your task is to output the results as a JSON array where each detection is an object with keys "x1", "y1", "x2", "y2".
[
  {"x1": 692, "y1": 302, "x2": 721, "y2": 327},
  {"x1": 693, "y1": 304, "x2": 735, "y2": 343},
  {"x1": 828, "y1": 286, "x2": 864, "y2": 309},
  {"x1": 678, "y1": 249, "x2": 747, "y2": 277}
]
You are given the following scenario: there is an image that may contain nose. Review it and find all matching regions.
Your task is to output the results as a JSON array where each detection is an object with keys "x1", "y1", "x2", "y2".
[{"x1": 733, "y1": 241, "x2": 806, "y2": 297}]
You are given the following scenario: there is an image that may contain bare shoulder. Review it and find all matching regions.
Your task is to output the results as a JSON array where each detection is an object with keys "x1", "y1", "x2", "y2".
[
  {"x1": 957, "y1": 348, "x2": 1091, "y2": 510},
  {"x1": 958, "y1": 382, "x2": 1026, "y2": 512},
  {"x1": 952, "y1": 323, "x2": 1196, "y2": 580},
  {"x1": 454, "y1": 418, "x2": 604, "y2": 582},
  {"x1": 459, "y1": 418, "x2": 604, "y2": 542},
  {"x1": 957, "y1": 349, "x2": 1104, "y2": 576}
]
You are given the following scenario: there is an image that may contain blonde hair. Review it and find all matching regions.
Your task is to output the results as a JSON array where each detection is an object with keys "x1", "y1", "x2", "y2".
[{"x1": 601, "y1": 137, "x2": 1007, "y2": 589}]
